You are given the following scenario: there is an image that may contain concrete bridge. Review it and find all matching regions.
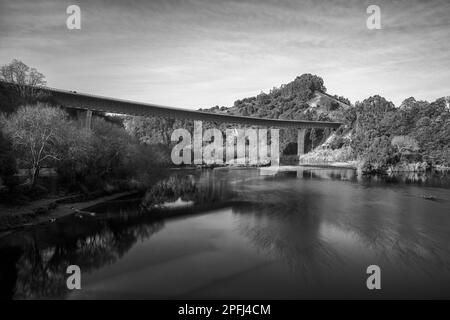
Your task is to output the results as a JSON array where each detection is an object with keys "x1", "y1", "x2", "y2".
[{"x1": 0, "y1": 81, "x2": 342, "y2": 157}]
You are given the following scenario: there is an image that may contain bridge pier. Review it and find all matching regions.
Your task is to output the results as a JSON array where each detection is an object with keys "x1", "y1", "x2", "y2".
[
  {"x1": 85, "y1": 110, "x2": 92, "y2": 130},
  {"x1": 297, "y1": 129, "x2": 306, "y2": 157}
]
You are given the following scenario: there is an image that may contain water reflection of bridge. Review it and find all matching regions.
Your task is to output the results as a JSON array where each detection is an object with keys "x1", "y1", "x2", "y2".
[{"x1": 0, "y1": 81, "x2": 342, "y2": 157}]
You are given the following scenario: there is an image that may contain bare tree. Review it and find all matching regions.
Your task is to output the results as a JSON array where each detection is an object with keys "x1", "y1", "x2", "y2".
[
  {"x1": 1, "y1": 104, "x2": 68, "y2": 187},
  {"x1": 0, "y1": 59, "x2": 46, "y2": 98}
]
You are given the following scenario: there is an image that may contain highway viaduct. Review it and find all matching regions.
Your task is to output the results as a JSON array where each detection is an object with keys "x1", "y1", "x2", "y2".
[{"x1": 0, "y1": 81, "x2": 342, "y2": 157}]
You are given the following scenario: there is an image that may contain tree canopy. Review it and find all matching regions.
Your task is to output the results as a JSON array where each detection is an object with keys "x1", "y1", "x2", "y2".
[{"x1": 0, "y1": 59, "x2": 46, "y2": 98}]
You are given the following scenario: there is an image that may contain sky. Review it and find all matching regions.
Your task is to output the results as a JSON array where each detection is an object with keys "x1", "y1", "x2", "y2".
[{"x1": 0, "y1": 0, "x2": 449, "y2": 109}]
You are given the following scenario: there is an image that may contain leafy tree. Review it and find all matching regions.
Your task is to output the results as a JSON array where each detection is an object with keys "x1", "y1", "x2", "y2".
[
  {"x1": 352, "y1": 96, "x2": 395, "y2": 155},
  {"x1": 210, "y1": 74, "x2": 331, "y2": 122},
  {"x1": 332, "y1": 95, "x2": 351, "y2": 106},
  {"x1": 57, "y1": 117, "x2": 130, "y2": 190},
  {"x1": 360, "y1": 136, "x2": 397, "y2": 173},
  {"x1": 0, "y1": 131, "x2": 16, "y2": 186},
  {"x1": 125, "y1": 116, "x2": 178, "y2": 145},
  {"x1": 391, "y1": 136, "x2": 419, "y2": 153}
]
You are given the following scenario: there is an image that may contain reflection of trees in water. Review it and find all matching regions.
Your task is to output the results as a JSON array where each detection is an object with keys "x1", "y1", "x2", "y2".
[
  {"x1": 232, "y1": 194, "x2": 343, "y2": 284},
  {"x1": 361, "y1": 172, "x2": 430, "y2": 184},
  {"x1": 294, "y1": 168, "x2": 450, "y2": 188},
  {"x1": 229, "y1": 170, "x2": 344, "y2": 280},
  {"x1": 3, "y1": 168, "x2": 450, "y2": 299},
  {"x1": 296, "y1": 168, "x2": 358, "y2": 182},
  {"x1": 141, "y1": 172, "x2": 236, "y2": 210},
  {"x1": 0, "y1": 212, "x2": 164, "y2": 299},
  {"x1": 359, "y1": 171, "x2": 450, "y2": 187},
  {"x1": 278, "y1": 170, "x2": 450, "y2": 266},
  {"x1": 0, "y1": 247, "x2": 21, "y2": 300},
  {"x1": 142, "y1": 175, "x2": 197, "y2": 209},
  {"x1": 2, "y1": 171, "x2": 238, "y2": 299},
  {"x1": 232, "y1": 177, "x2": 450, "y2": 283},
  {"x1": 345, "y1": 202, "x2": 450, "y2": 276}
]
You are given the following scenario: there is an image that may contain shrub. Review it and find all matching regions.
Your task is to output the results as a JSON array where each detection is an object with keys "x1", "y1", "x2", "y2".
[{"x1": 0, "y1": 131, "x2": 17, "y2": 187}]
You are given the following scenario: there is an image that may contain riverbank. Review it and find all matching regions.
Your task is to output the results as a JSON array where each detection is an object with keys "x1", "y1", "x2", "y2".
[
  {"x1": 0, "y1": 190, "x2": 139, "y2": 236},
  {"x1": 299, "y1": 155, "x2": 449, "y2": 174},
  {"x1": 298, "y1": 161, "x2": 357, "y2": 169}
]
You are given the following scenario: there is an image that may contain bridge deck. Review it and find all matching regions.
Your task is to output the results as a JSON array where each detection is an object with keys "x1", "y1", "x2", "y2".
[{"x1": 0, "y1": 81, "x2": 342, "y2": 129}]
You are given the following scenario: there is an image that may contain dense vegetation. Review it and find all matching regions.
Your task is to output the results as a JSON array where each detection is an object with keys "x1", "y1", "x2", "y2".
[
  {"x1": 0, "y1": 60, "x2": 170, "y2": 203},
  {"x1": 198, "y1": 74, "x2": 449, "y2": 172},
  {"x1": 0, "y1": 131, "x2": 16, "y2": 188},
  {"x1": 352, "y1": 95, "x2": 450, "y2": 172},
  {"x1": 0, "y1": 103, "x2": 170, "y2": 201}
]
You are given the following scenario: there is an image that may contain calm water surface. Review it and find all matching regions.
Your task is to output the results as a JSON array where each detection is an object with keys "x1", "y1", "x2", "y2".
[{"x1": 1, "y1": 167, "x2": 450, "y2": 299}]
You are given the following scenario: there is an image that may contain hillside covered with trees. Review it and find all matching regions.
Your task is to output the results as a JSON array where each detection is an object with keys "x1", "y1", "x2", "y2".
[
  {"x1": 350, "y1": 95, "x2": 450, "y2": 172},
  {"x1": 199, "y1": 74, "x2": 450, "y2": 173}
]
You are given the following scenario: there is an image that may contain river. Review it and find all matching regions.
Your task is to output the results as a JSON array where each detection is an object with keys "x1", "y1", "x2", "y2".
[{"x1": 1, "y1": 167, "x2": 450, "y2": 299}]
